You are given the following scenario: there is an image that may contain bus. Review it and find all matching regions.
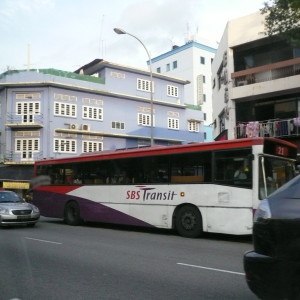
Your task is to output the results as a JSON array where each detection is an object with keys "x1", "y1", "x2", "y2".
[{"x1": 32, "y1": 137, "x2": 297, "y2": 237}]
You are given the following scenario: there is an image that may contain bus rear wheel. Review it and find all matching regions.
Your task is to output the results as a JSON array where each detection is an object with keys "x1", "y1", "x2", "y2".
[
  {"x1": 175, "y1": 205, "x2": 202, "y2": 238},
  {"x1": 64, "y1": 201, "x2": 81, "y2": 226}
]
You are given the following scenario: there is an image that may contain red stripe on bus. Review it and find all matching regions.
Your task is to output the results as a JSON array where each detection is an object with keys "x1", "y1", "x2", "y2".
[{"x1": 37, "y1": 185, "x2": 80, "y2": 194}]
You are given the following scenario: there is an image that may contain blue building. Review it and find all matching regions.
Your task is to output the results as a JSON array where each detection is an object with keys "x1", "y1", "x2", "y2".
[
  {"x1": 150, "y1": 41, "x2": 216, "y2": 141},
  {"x1": 0, "y1": 59, "x2": 204, "y2": 189}
]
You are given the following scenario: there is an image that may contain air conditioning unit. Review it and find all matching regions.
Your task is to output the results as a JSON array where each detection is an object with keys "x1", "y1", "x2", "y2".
[
  {"x1": 69, "y1": 123, "x2": 78, "y2": 130},
  {"x1": 81, "y1": 124, "x2": 90, "y2": 131}
]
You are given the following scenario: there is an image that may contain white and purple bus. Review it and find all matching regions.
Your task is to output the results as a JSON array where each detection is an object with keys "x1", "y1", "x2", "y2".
[{"x1": 33, "y1": 137, "x2": 297, "y2": 237}]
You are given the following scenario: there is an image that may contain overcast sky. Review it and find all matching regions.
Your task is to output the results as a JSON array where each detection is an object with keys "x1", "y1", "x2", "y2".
[{"x1": 0, "y1": 0, "x2": 266, "y2": 73}]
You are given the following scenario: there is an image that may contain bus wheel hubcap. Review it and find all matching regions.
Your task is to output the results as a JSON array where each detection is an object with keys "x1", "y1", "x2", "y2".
[{"x1": 182, "y1": 212, "x2": 196, "y2": 230}]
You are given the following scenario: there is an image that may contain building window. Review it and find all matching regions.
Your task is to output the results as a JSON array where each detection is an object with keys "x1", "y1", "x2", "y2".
[
  {"x1": 156, "y1": 67, "x2": 161, "y2": 73},
  {"x1": 200, "y1": 56, "x2": 205, "y2": 64},
  {"x1": 168, "y1": 118, "x2": 179, "y2": 130},
  {"x1": 54, "y1": 93, "x2": 77, "y2": 101},
  {"x1": 138, "y1": 113, "x2": 154, "y2": 126},
  {"x1": 15, "y1": 139, "x2": 38, "y2": 160},
  {"x1": 188, "y1": 121, "x2": 200, "y2": 132},
  {"x1": 82, "y1": 141, "x2": 103, "y2": 153},
  {"x1": 137, "y1": 78, "x2": 153, "y2": 92},
  {"x1": 166, "y1": 63, "x2": 170, "y2": 72},
  {"x1": 15, "y1": 138, "x2": 39, "y2": 160},
  {"x1": 203, "y1": 75, "x2": 206, "y2": 83},
  {"x1": 204, "y1": 113, "x2": 207, "y2": 121},
  {"x1": 110, "y1": 71, "x2": 125, "y2": 79},
  {"x1": 204, "y1": 132, "x2": 207, "y2": 140},
  {"x1": 54, "y1": 139, "x2": 76, "y2": 153},
  {"x1": 173, "y1": 61, "x2": 178, "y2": 69},
  {"x1": 203, "y1": 94, "x2": 206, "y2": 102},
  {"x1": 167, "y1": 85, "x2": 179, "y2": 97},
  {"x1": 82, "y1": 106, "x2": 103, "y2": 120},
  {"x1": 82, "y1": 98, "x2": 103, "y2": 105},
  {"x1": 16, "y1": 93, "x2": 41, "y2": 99},
  {"x1": 16, "y1": 102, "x2": 40, "y2": 123},
  {"x1": 112, "y1": 121, "x2": 125, "y2": 129},
  {"x1": 54, "y1": 102, "x2": 76, "y2": 117}
]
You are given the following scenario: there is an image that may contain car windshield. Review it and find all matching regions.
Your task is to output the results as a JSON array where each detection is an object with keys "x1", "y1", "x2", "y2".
[
  {"x1": 259, "y1": 156, "x2": 295, "y2": 199},
  {"x1": 0, "y1": 192, "x2": 23, "y2": 203}
]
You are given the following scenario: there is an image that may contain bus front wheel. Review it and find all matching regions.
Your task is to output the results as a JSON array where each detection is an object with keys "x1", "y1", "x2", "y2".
[
  {"x1": 175, "y1": 205, "x2": 202, "y2": 238},
  {"x1": 64, "y1": 201, "x2": 81, "y2": 226}
]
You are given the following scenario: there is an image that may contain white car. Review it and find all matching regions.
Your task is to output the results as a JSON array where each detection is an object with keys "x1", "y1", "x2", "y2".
[{"x1": 0, "y1": 190, "x2": 40, "y2": 227}]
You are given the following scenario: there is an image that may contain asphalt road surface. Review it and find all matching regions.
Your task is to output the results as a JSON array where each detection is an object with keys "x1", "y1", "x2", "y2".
[{"x1": 0, "y1": 217, "x2": 257, "y2": 300}]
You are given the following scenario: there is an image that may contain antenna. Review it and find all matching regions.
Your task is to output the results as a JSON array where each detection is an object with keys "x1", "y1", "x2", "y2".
[{"x1": 24, "y1": 44, "x2": 36, "y2": 70}]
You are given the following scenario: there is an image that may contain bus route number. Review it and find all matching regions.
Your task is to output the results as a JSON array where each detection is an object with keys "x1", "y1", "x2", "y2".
[{"x1": 275, "y1": 145, "x2": 289, "y2": 157}]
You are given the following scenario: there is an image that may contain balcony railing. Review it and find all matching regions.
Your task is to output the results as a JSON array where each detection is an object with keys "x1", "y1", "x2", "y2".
[
  {"x1": 5, "y1": 113, "x2": 44, "y2": 127},
  {"x1": 235, "y1": 118, "x2": 300, "y2": 139},
  {"x1": 4, "y1": 151, "x2": 44, "y2": 164},
  {"x1": 231, "y1": 57, "x2": 300, "y2": 87}
]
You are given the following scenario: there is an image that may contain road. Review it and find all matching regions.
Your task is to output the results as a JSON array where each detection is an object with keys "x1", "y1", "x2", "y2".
[{"x1": 0, "y1": 217, "x2": 256, "y2": 300}]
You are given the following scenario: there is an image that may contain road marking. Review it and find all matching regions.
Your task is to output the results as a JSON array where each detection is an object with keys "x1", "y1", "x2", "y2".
[
  {"x1": 24, "y1": 237, "x2": 62, "y2": 245},
  {"x1": 177, "y1": 263, "x2": 245, "y2": 276}
]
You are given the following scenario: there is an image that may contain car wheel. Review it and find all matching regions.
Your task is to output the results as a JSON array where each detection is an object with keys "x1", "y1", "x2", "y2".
[
  {"x1": 175, "y1": 205, "x2": 203, "y2": 238},
  {"x1": 64, "y1": 201, "x2": 81, "y2": 226}
]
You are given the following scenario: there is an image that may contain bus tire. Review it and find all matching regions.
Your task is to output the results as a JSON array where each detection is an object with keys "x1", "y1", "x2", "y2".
[
  {"x1": 64, "y1": 201, "x2": 81, "y2": 226},
  {"x1": 175, "y1": 205, "x2": 203, "y2": 238}
]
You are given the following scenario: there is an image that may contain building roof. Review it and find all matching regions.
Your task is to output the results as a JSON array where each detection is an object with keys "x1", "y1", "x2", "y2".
[
  {"x1": 74, "y1": 59, "x2": 191, "y2": 85},
  {"x1": 0, "y1": 68, "x2": 187, "y2": 109},
  {"x1": 151, "y1": 41, "x2": 217, "y2": 63}
]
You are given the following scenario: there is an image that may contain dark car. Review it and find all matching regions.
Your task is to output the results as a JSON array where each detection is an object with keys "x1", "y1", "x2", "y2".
[
  {"x1": 0, "y1": 190, "x2": 40, "y2": 227},
  {"x1": 244, "y1": 175, "x2": 300, "y2": 300}
]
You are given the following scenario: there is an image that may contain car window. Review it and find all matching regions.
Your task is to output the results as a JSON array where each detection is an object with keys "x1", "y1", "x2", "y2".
[{"x1": 0, "y1": 192, "x2": 23, "y2": 203}]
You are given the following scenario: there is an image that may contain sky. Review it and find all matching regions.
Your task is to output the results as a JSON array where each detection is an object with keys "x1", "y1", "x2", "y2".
[{"x1": 0, "y1": 0, "x2": 266, "y2": 73}]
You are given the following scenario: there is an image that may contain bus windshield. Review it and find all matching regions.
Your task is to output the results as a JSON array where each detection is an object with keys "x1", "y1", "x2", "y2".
[{"x1": 259, "y1": 156, "x2": 295, "y2": 199}]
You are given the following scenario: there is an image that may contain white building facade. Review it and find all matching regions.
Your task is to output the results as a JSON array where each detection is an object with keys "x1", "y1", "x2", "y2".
[
  {"x1": 151, "y1": 41, "x2": 216, "y2": 141},
  {"x1": 212, "y1": 12, "x2": 300, "y2": 154}
]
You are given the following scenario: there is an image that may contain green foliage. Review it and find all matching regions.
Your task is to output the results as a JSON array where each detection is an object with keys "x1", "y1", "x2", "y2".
[{"x1": 261, "y1": 0, "x2": 300, "y2": 46}]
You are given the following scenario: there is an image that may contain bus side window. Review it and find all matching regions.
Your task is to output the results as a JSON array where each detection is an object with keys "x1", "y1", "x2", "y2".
[
  {"x1": 214, "y1": 159, "x2": 234, "y2": 183},
  {"x1": 214, "y1": 149, "x2": 252, "y2": 187},
  {"x1": 170, "y1": 152, "x2": 211, "y2": 184}
]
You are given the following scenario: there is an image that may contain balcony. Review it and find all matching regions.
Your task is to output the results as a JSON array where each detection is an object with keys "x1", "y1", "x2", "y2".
[
  {"x1": 5, "y1": 113, "x2": 44, "y2": 128},
  {"x1": 235, "y1": 118, "x2": 300, "y2": 139},
  {"x1": 4, "y1": 151, "x2": 44, "y2": 165},
  {"x1": 231, "y1": 58, "x2": 300, "y2": 87}
]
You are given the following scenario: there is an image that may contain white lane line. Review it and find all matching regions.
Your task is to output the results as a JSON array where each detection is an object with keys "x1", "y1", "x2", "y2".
[
  {"x1": 177, "y1": 263, "x2": 245, "y2": 276},
  {"x1": 24, "y1": 237, "x2": 62, "y2": 245}
]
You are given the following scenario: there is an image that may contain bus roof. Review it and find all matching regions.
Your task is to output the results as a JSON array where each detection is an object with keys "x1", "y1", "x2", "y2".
[{"x1": 35, "y1": 137, "x2": 297, "y2": 166}]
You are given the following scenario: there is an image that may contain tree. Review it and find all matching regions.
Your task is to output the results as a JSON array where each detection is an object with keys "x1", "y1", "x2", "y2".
[{"x1": 261, "y1": 0, "x2": 300, "y2": 46}]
